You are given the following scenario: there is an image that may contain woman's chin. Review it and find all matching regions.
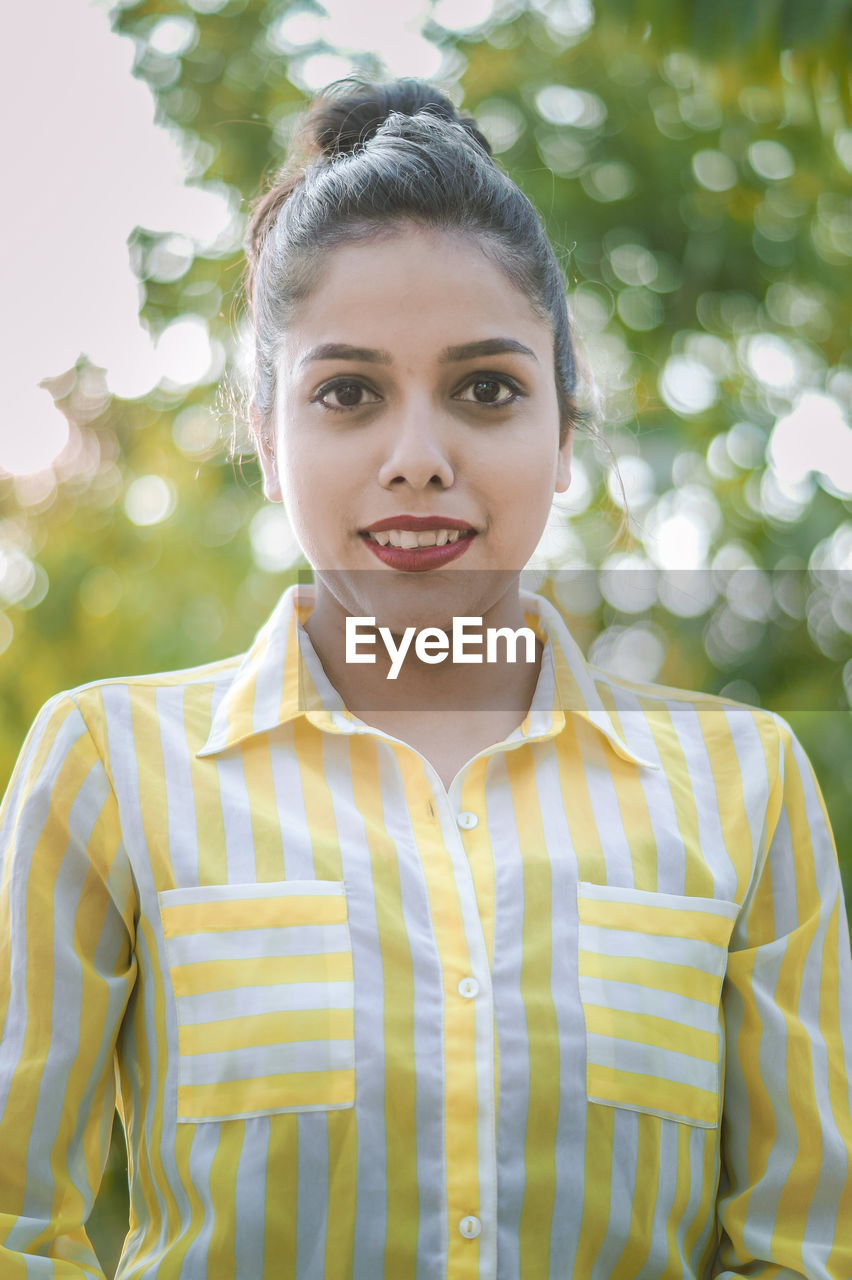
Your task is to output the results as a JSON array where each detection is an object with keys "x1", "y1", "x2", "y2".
[{"x1": 318, "y1": 567, "x2": 520, "y2": 632}]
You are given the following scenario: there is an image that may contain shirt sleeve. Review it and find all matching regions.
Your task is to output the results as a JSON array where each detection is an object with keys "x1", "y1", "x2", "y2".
[
  {"x1": 714, "y1": 714, "x2": 852, "y2": 1279},
  {"x1": 0, "y1": 692, "x2": 137, "y2": 1277}
]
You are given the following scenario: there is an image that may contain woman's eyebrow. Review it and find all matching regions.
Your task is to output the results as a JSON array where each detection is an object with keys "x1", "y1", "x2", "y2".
[
  {"x1": 300, "y1": 338, "x2": 538, "y2": 368},
  {"x1": 440, "y1": 338, "x2": 538, "y2": 363},
  {"x1": 301, "y1": 343, "x2": 393, "y2": 366}
]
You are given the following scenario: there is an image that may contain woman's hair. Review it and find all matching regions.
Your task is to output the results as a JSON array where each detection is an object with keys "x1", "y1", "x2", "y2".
[{"x1": 243, "y1": 78, "x2": 581, "y2": 445}]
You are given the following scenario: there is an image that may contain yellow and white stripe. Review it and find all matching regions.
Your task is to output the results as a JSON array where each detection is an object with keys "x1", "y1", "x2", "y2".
[
  {"x1": 577, "y1": 882, "x2": 738, "y2": 1127},
  {"x1": 0, "y1": 582, "x2": 850, "y2": 1278},
  {"x1": 160, "y1": 881, "x2": 355, "y2": 1122}
]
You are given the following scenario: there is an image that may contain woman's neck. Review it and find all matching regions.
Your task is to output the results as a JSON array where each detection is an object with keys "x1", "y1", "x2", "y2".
[{"x1": 302, "y1": 580, "x2": 543, "y2": 721}]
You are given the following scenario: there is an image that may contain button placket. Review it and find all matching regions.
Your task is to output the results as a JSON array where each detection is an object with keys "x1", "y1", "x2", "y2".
[{"x1": 421, "y1": 785, "x2": 496, "y2": 1273}]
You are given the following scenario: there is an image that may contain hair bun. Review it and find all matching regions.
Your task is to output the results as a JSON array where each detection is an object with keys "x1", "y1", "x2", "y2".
[{"x1": 305, "y1": 77, "x2": 493, "y2": 160}]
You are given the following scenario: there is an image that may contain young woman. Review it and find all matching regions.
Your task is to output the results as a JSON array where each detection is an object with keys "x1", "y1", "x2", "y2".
[{"x1": 1, "y1": 78, "x2": 850, "y2": 1280}]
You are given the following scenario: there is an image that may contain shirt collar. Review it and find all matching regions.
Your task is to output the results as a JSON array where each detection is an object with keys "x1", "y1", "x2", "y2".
[
  {"x1": 516, "y1": 589, "x2": 658, "y2": 768},
  {"x1": 197, "y1": 582, "x2": 658, "y2": 769}
]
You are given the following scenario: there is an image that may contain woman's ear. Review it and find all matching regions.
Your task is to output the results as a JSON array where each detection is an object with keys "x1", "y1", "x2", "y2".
[{"x1": 251, "y1": 408, "x2": 283, "y2": 503}]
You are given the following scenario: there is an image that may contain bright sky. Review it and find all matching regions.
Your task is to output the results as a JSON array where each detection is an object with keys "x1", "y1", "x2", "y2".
[
  {"x1": 0, "y1": 0, "x2": 487, "y2": 477},
  {"x1": 2, "y1": 1, "x2": 227, "y2": 472}
]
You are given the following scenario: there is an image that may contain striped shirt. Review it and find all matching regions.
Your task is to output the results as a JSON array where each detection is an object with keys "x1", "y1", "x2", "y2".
[{"x1": 1, "y1": 582, "x2": 851, "y2": 1279}]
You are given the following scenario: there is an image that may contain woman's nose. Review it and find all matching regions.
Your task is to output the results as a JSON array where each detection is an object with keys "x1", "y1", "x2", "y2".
[{"x1": 376, "y1": 401, "x2": 454, "y2": 490}]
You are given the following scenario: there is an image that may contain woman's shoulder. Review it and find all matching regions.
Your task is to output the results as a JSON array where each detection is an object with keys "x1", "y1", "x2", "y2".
[
  {"x1": 46, "y1": 650, "x2": 241, "y2": 712},
  {"x1": 593, "y1": 662, "x2": 775, "y2": 714},
  {"x1": 68, "y1": 650, "x2": 244, "y2": 698},
  {"x1": 587, "y1": 659, "x2": 795, "y2": 772},
  {"x1": 531, "y1": 588, "x2": 795, "y2": 775},
  {"x1": 20, "y1": 650, "x2": 248, "y2": 771}
]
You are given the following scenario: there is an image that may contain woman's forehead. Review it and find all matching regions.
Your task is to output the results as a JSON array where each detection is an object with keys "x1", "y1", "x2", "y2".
[{"x1": 279, "y1": 225, "x2": 553, "y2": 364}]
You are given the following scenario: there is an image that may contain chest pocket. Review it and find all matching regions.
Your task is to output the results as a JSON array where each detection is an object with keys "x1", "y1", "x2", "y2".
[
  {"x1": 576, "y1": 882, "x2": 738, "y2": 1128},
  {"x1": 158, "y1": 880, "x2": 355, "y2": 1123}
]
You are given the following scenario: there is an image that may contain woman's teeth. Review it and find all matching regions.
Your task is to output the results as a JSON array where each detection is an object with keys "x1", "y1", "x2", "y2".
[{"x1": 367, "y1": 529, "x2": 466, "y2": 548}]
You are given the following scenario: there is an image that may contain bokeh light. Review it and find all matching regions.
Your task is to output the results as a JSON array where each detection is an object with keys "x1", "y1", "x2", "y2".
[
  {"x1": 589, "y1": 622, "x2": 667, "y2": 683},
  {"x1": 249, "y1": 506, "x2": 304, "y2": 572},
  {"x1": 535, "y1": 85, "x2": 607, "y2": 129},
  {"x1": 768, "y1": 394, "x2": 852, "y2": 497},
  {"x1": 692, "y1": 149, "x2": 738, "y2": 191},
  {"x1": 659, "y1": 356, "x2": 718, "y2": 416},
  {"x1": 156, "y1": 316, "x2": 220, "y2": 389},
  {"x1": 124, "y1": 476, "x2": 177, "y2": 526},
  {"x1": 748, "y1": 139, "x2": 795, "y2": 182}
]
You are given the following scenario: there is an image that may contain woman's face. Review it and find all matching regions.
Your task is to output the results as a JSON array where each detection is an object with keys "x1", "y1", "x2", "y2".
[{"x1": 257, "y1": 224, "x2": 572, "y2": 633}]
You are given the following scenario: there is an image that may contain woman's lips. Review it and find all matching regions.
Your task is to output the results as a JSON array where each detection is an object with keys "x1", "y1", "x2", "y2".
[
  {"x1": 360, "y1": 530, "x2": 476, "y2": 571},
  {"x1": 361, "y1": 515, "x2": 475, "y2": 533}
]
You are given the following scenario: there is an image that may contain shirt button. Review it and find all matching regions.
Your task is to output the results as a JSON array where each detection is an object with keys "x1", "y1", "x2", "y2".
[
  {"x1": 458, "y1": 977, "x2": 479, "y2": 999},
  {"x1": 457, "y1": 811, "x2": 478, "y2": 829},
  {"x1": 459, "y1": 1216, "x2": 482, "y2": 1239}
]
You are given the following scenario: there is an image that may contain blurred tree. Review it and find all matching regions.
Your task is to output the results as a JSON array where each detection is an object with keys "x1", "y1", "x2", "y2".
[{"x1": 1, "y1": 3, "x2": 850, "y2": 1269}]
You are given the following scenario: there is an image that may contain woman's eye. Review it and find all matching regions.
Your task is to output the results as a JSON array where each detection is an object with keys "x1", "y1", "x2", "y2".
[
  {"x1": 314, "y1": 380, "x2": 381, "y2": 410},
  {"x1": 455, "y1": 376, "x2": 520, "y2": 407}
]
